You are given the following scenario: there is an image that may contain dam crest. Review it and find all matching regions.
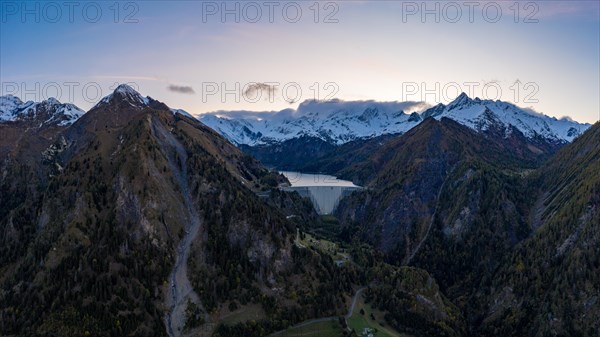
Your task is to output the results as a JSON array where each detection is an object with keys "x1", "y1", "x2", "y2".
[{"x1": 280, "y1": 172, "x2": 363, "y2": 215}]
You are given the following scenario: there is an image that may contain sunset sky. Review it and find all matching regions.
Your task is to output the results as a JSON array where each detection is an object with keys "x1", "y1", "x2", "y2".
[{"x1": 1, "y1": 0, "x2": 599, "y2": 123}]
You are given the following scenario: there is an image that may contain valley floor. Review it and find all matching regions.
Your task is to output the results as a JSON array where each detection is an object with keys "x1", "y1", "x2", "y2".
[{"x1": 268, "y1": 287, "x2": 409, "y2": 337}]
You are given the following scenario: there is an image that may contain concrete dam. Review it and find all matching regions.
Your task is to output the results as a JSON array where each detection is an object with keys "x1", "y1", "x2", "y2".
[{"x1": 280, "y1": 172, "x2": 363, "y2": 215}]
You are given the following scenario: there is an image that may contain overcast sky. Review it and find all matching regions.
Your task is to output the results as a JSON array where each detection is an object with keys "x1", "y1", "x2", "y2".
[{"x1": 1, "y1": 1, "x2": 599, "y2": 123}]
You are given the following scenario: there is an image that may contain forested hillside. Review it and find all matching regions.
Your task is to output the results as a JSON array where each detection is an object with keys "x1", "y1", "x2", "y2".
[
  {"x1": 0, "y1": 87, "x2": 359, "y2": 337},
  {"x1": 322, "y1": 118, "x2": 599, "y2": 336}
]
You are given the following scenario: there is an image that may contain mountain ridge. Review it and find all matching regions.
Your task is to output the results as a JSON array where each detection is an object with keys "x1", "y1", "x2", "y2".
[
  {"x1": 0, "y1": 95, "x2": 84, "y2": 127},
  {"x1": 322, "y1": 116, "x2": 600, "y2": 336},
  {"x1": 199, "y1": 93, "x2": 591, "y2": 147},
  {"x1": 1, "y1": 84, "x2": 598, "y2": 337},
  {"x1": 2, "y1": 91, "x2": 590, "y2": 148}
]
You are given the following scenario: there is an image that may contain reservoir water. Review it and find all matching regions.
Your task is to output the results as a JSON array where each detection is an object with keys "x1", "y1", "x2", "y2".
[{"x1": 280, "y1": 171, "x2": 363, "y2": 215}]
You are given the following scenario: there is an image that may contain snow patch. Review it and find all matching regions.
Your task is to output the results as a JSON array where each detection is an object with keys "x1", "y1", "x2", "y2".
[
  {"x1": 170, "y1": 108, "x2": 195, "y2": 119},
  {"x1": 92, "y1": 84, "x2": 151, "y2": 110}
]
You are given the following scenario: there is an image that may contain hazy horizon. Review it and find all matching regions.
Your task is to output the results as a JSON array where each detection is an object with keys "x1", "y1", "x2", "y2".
[{"x1": 2, "y1": 1, "x2": 599, "y2": 123}]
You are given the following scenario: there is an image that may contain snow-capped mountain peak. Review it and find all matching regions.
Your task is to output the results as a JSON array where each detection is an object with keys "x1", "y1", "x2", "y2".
[
  {"x1": 0, "y1": 95, "x2": 25, "y2": 118},
  {"x1": 447, "y1": 92, "x2": 473, "y2": 109},
  {"x1": 200, "y1": 99, "x2": 428, "y2": 146},
  {"x1": 92, "y1": 84, "x2": 150, "y2": 110},
  {"x1": 115, "y1": 83, "x2": 138, "y2": 94},
  {"x1": 447, "y1": 92, "x2": 481, "y2": 110},
  {"x1": 44, "y1": 97, "x2": 61, "y2": 105},
  {"x1": 200, "y1": 94, "x2": 591, "y2": 146},
  {"x1": 0, "y1": 95, "x2": 84, "y2": 127},
  {"x1": 422, "y1": 93, "x2": 591, "y2": 142},
  {"x1": 421, "y1": 103, "x2": 446, "y2": 119}
]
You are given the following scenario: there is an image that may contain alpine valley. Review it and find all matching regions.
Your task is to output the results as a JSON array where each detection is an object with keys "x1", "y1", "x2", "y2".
[{"x1": 1, "y1": 87, "x2": 598, "y2": 337}]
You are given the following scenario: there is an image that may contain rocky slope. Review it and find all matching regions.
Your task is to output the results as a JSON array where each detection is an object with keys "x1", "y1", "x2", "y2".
[
  {"x1": 479, "y1": 122, "x2": 600, "y2": 336},
  {"x1": 0, "y1": 85, "x2": 358, "y2": 337},
  {"x1": 334, "y1": 118, "x2": 534, "y2": 259},
  {"x1": 325, "y1": 117, "x2": 599, "y2": 336},
  {"x1": 0, "y1": 96, "x2": 86, "y2": 273}
]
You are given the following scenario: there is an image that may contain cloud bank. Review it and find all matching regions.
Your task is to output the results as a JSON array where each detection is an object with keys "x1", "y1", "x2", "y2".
[{"x1": 168, "y1": 85, "x2": 195, "y2": 94}]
